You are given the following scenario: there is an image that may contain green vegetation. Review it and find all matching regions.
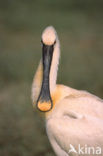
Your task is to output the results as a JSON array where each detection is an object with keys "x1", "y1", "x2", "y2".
[{"x1": 0, "y1": 0, "x2": 103, "y2": 155}]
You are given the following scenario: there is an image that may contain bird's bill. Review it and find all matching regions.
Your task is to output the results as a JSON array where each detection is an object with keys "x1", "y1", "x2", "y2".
[
  {"x1": 37, "y1": 101, "x2": 52, "y2": 112},
  {"x1": 37, "y1": 44, "x2": 54, "y2": 112}
]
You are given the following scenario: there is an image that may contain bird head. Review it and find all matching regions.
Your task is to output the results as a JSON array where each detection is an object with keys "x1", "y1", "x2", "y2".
[{"x1": 41, "y1": 26, "x2": 57, "y2": 46}]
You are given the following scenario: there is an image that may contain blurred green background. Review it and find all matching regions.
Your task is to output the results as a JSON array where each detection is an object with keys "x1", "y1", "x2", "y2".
[{"x1": 0, "y1": 0, "x2": 103, "y2": 156}]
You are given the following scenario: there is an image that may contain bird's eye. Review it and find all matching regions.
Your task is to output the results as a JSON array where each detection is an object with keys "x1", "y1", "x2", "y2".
[
  {"x1": 41, "y1": 39, "x2": 43, "y2": 45},
  {"x1": 54, "y1": 40, "x2": 56, "y2": 45}
]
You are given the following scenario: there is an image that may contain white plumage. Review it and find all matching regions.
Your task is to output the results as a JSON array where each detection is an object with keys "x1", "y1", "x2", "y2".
[{"x1": 32, "y1": 26, "x2": 103, "y2": 156}]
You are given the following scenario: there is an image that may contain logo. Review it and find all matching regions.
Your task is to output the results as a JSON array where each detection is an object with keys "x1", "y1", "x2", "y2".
[{"x1": 68, "y1": 144, "x2": 102, "y2": 155}]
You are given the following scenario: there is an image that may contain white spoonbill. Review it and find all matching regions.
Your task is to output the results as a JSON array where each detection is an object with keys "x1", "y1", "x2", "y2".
[{"x1": 32, "y1": 26, "x2": 103, "y2": 156}]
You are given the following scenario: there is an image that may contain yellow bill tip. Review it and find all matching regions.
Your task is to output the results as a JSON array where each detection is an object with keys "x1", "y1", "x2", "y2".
[{"x1": 37, "y1": 101, "x2": 52, "y2": 112}]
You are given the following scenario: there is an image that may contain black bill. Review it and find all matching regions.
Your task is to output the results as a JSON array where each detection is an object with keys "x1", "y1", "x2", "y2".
[{"x1": 37, "y1": 43, "x2": 54, "y2": 112}]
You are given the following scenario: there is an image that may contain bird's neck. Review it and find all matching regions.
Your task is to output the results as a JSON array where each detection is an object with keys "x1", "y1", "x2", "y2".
[
  {"x1": 50, "y1": 39, "x2": 60, "y2": 92},
  {"x1": 32, "y1": 60, "x2": 43, "y2": 105},
  {"x1": 32, "y1": 40, "x2": 60, "y2": 106}
]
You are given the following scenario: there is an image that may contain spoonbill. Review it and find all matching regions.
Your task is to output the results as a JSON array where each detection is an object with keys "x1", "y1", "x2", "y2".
[{"x1": 32, "y1": 26, "x2": 103, "y2": 156}]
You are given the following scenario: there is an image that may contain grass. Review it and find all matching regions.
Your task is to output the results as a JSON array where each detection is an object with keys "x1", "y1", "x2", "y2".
[{"x1": 0, "y1": 1, "x2": 103, "y2": 156}]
